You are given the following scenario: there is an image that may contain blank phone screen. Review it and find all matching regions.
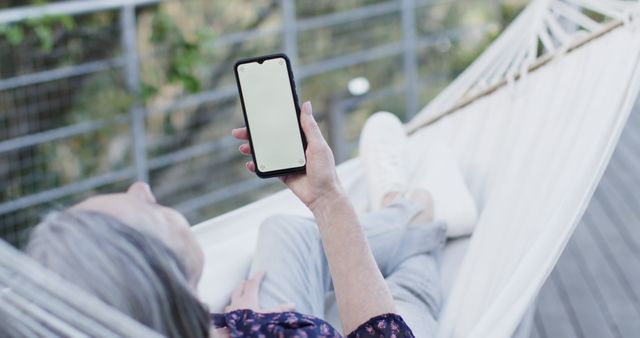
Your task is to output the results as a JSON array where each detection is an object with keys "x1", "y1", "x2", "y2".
[{"x1": 237, "y1": 57, "x2": 306, "y2": 173}]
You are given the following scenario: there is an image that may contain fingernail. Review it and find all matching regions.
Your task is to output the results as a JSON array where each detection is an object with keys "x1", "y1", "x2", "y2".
[{"x1": 304, "y1": 101, "x2": 312, "y2": 114}]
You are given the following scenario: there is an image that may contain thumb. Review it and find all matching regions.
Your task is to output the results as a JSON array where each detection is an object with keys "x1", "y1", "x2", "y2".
[{"x1": 299, "y1": 101, "x2": 324, "y2": 144}]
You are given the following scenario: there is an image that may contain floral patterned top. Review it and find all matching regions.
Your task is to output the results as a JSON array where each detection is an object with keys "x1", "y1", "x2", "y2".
[{"x1": 211, "y1": 309, "x2": 415, "y2": 338}]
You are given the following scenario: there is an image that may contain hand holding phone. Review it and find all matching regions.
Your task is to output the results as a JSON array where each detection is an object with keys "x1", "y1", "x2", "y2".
[
  {"x1": 234, "y1": 54, "x2": 306, "y2": 178},
  {"x1": 232, "y1": 101, "x2": 343, "y2": 210}
]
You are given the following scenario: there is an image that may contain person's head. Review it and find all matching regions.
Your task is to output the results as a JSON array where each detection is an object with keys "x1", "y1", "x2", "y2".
[
  {"x1": 26, "y1": 209, "x2": 209, "y2": 337},
  {"x1": 71, "y1": 182, "x2": 204, "y2": 288}
]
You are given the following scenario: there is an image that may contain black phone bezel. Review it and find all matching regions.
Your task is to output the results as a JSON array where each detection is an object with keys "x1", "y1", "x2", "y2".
[{"x1": 234, "y1": 53, "x2": 307, "y2": 179}]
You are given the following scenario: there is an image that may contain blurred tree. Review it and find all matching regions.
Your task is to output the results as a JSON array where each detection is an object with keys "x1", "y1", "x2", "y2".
[{"x1": 1, "y1": 0, "x2": 529, "y2": 246}]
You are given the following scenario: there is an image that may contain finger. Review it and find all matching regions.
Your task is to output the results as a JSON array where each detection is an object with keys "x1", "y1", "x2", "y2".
[
  {"x1": 231, "y1": 281, "x2": 245, "y2": 302},
  {"x1": 239, "y1": 143, "x2": 252, "y2": 155},
  {"x1": 299, "y1": 101, "x2": 325, "y2": 144},
  {"x1": 243, "y1": 271, "x2": 265, "y2": 298},
  {"x1": 231, "y1": 127, "x2": 249, "y2": 140},
  {"x1": 264, "y1": 303, "x2": 296, "y2": 313},
  {"x1": 127, "y1": 181, "x2": 156, "y2": 203},
  {"x1": 245, "y1": 161, "x2": 256, "y2": 172}
]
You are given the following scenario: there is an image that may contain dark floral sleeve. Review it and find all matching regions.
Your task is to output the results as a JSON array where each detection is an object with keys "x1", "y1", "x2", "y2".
[
  {"x1": 211, "y1": 310, "x2": 414, "y2": 338},
  {"x1": 346, "y1": 314, "x2": 415, "y2": 338},
  {"x1": 212, "y1": 309, "x2": 342, "y2": 337}
]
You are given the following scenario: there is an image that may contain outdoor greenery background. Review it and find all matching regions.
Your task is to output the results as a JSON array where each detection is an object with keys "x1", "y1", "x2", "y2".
[{"x1": 0, "y1": 0, "x2": 526, "y2": 246}]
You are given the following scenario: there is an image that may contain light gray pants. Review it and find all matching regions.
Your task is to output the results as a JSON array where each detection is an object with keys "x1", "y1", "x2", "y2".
[{"x1": 249, "y1": 200, "x2": 446, "y2": 337}]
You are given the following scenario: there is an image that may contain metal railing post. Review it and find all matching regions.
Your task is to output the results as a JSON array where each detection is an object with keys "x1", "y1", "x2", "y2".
[
  {"x1": 401, "y1": 0, "x2": 419, "y2": 119},
  {"x1": 328, "y1": 92, "x2": 347, "y2": 163},
  {"x1": 0, "y1": 0, "x2": 482, "y2": 229},
  {"x1": 281, "y1": 0, "x2": 298, "y2": 68},
  {"x1": 121, "y1": 4, "x2": 149, "y2": 182}
]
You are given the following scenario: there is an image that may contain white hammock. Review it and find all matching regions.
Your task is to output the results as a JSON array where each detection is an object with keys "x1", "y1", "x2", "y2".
[
  {"x1": 194, "y1": 0, "x2": 640, "y2": 337},
  {"x1": 2, "y1": 0, "x2": 640, "y2": 337},
  {"x1": 0, "y1": 240, "x2": 163, "y2": 337}
]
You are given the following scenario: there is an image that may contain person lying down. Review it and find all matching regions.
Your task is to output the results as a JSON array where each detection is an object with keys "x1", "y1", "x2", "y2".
[{"x1": 17, "y1": 102, "x2": 478, "y2": 338}]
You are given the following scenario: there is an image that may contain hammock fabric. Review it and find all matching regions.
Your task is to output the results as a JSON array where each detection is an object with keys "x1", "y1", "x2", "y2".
[
  {"x1": 194, "y1": 1, "x2": 640, "y2": 338},
  {"x1": 0, "y1": 240, "x2": 162, "y2": 337},
  {"x1": 1, "y1": 0, "x2": 640, "y2": 337}
]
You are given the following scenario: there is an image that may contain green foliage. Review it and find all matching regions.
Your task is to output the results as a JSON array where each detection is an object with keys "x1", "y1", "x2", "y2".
[
  {"x1": 499, "y1": 1, "x2": 527, "y2": 27},
  {"x1": 42, "y1": 73, "x2": 135, "y2": 185},
  {"x1": 1, "y1": 0, "x2": 518, "y2": 245},
  {"x1": 144, "y1": 11, "x2": 211, "y2": 99},
  {"x1": 31, "y1": 22, "x2": 53, "y2": 51},
  {"x1": 140, "y1": 82, "x2": 160, "y2": 100},
  {"x1": 583, "y1": 8, "x2": 607, "y2": 22},
  {"x1": 0, "y1": 2, "x2": 75, "y2": 52},
  {"x1": 69, "y1": 74, "x2": 134, "y2": 122},
  {"x1": 0, "y1": 24, "x2": 24, "y2": 44}
]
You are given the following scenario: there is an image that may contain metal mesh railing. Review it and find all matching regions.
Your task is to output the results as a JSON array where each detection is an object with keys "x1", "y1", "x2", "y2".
[{"x1": 0, "y1": 0, "x2": 505, "y2": 246}]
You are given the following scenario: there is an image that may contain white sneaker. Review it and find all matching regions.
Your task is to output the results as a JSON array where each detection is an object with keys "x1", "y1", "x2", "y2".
[
  {"x1": 359, "y1": 112, "x2": 408, "y2": 211},
  {"x1": 409, "y1": 141, "x2": 478, "y2": 237}
]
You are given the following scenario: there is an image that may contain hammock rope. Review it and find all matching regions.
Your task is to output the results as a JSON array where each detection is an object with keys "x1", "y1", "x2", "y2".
[
  {"x1": 406, "y1": 0, "x2": 640, "y2": 134},
  {"x1": 408, "y1": 18, "x2": 623, "y2": 133}
]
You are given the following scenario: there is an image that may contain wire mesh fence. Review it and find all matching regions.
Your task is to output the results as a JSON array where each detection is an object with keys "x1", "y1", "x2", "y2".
[{"x1": 0, "y1": 0, "x2": 509, "y2": 246}]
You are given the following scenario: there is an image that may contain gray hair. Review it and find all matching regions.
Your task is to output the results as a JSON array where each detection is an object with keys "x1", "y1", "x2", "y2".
[{"x1": 24, "y1": 210, "x2": 209, "y2": 338}]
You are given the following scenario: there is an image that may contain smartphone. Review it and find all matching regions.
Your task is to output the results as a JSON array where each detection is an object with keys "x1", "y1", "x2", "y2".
[{"x1": 234, "y1": 53, "x2": 306, "y2": 178}]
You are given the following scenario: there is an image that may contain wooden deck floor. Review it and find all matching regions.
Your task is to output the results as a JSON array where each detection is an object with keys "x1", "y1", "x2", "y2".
[{"x1": 530, "y1": 99, "x2": 640, "y2": 338}]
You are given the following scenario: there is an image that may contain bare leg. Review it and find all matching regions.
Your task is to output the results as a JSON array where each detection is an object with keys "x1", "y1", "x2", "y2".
[{"x1": 382, "y1": 189, "x2": 434, "y2": 223}]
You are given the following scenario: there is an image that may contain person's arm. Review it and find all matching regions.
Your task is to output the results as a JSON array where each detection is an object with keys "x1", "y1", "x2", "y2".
[
  {"x1": 232, "y1": 101, "x2": 396, "y2": 334},
  {"x1": 310, "y1": 187, "x2": 397, "y2": 333}
]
